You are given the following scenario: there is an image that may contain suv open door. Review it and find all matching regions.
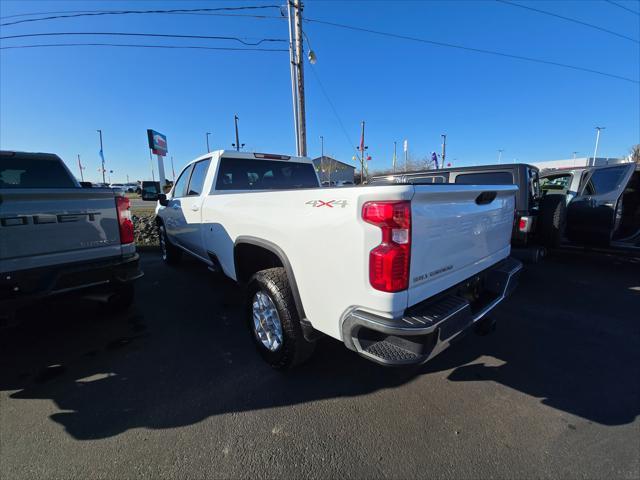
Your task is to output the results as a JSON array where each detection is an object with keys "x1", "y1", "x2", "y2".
[{"x1": 566, "y1": 164, "x2": 636, "y2": 245}]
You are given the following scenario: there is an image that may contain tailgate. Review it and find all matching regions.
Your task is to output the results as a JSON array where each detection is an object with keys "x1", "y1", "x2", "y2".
[
  {"x1": 408, "y1": 184, "x2": 516, "y2": 307},
  {"x1": 0, "y1": 189, "x2": 122, "y2": 272}
]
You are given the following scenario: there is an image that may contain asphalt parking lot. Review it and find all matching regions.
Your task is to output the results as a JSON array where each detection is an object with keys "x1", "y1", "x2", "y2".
[{"x1": 1, "y1": 250, "x2": 639, "y2": 479}]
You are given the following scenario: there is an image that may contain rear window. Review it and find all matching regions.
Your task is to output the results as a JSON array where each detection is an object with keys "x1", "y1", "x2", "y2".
[
  {"x1": 215, "y1": 158, "x2": 318, "y2": 191},
  {"x1": 454, "y1": 171, "x2": 514, "y2": 185},
  {"x1": 0, "y1": 155, "x2": 76, "y2": 188}
]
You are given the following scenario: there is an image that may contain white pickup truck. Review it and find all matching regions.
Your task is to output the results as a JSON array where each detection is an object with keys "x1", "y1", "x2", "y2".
[{"x1": 149, "y1": 151, "x2": 522, "y2": 368}]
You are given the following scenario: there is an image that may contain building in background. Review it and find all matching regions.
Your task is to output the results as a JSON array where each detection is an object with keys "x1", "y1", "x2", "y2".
[
  {"x1": 531, "y1": 157, "x2": 630, "y2": 171},
  {"x1": 312, "y1": 156, "x2": 355, "y2": 184}
]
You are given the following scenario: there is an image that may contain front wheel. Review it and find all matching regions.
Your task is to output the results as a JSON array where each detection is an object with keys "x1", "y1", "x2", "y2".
[
  {"x1": 158, "y1": 223, "x2": 182, "y2": 265},
  {"x1": 246, "y1": 268, "x2": 315, "y2": 369}
]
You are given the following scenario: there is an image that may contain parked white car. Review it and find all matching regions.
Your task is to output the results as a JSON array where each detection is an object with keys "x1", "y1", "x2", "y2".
[{"x1": 148, "y1": 150, "x2": 522, "y2": 368}]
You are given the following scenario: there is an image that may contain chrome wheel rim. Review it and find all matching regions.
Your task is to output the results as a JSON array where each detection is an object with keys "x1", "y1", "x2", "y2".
[
  {"x1": 252, "y1": 291, "x2": 283, "y2": 352},
  {"x1": 159, "y1": 227, "x2": 167, "y2": 260}
]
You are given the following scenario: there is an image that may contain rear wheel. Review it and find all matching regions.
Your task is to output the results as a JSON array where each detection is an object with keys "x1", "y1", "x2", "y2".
[
  {"x1": 537, "y1": 194, "x2": 567, "y2": 249},
  {"x1": 158, "y1": 223, "x2": 182, "y2": 265},
  {"x1": 246, "y1": 268, "x2": 315, "y2": 369}
]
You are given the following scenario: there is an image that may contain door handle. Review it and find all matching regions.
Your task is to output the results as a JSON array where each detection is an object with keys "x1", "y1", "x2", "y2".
[{"x1": 191, "y1": 204, "x2": 200, "y2": 212}]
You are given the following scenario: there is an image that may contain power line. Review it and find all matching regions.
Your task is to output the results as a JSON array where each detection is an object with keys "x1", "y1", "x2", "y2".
[
  {"x1": 496, "y1": 0, "x2": 639, "y2": 43},
  {"x1": 0, "y1": 43, "x2": 288, "y2": 53},
  {"x1": 308, "y1": 64, "x2": 360, "y2": 164},
  {"x1": 0, "y1": 5, "x2": 282, "y2": 27},
  {"x1": 304, "y1": 17, "x2": 639, "y2": 84},
  {"x1": 605, "y1": 0, "x2": 640, "y2": 16},
  {"x1": 1, "y1": 32, "x2": 287, "y2": 47},
  {"x1": 1, "y1": 10, "x2": 108, "y2": 20}
]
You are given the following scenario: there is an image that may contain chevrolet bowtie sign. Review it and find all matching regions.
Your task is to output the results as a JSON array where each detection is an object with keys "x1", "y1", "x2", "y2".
[{"x1": 147, "y1": 129, "x2": 168, "y2": 156}]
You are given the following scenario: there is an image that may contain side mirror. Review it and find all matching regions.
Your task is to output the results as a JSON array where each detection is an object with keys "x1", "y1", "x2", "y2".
[{"x1": 158, "y1": 193, "x2": 169, "y2": 207}]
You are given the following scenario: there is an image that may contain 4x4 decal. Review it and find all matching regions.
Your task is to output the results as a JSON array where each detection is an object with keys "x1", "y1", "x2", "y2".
[{"x1": 305, "y1": 200, "x2": 348, "y2": 208}]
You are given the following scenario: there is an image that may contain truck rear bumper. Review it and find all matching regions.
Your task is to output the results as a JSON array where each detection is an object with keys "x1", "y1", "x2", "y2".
[
  {"x1": 0, "y1": 253, "x2": 143, "y2": 317},
  {"x1": 341, "y1": 257, "x2": 522, "y2": 366}
]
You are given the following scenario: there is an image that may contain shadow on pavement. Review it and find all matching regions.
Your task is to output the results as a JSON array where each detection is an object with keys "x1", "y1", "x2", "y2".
[{"x1": 0, "y1": 250, "x2": 638, "y2": 440}]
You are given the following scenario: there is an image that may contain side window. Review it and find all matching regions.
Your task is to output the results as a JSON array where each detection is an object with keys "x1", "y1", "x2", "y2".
[
  {"x1": 187, "y1": 159, "x2": 210, "y2": 196},
  {"x1": 408, "y1": 175, "x2": 446, "y2": 184},
  {"x1": 528, "y1": 168, "x2": 540, "y2": 201},
  {"x1": 172, "y1": 165, "x2": 193, "y2": 198},
  {"x1": 454, "y1": 171, "x2": 514, "y2": 185},
  {"x1": 582, "y1": 166, "x2": 629, "y2": 196}
]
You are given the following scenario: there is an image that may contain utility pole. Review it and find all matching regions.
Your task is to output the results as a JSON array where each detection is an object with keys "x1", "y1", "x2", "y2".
[
  {"x1": 232, "y1": 115, "x2": 244, "y2": 151},
  {"x1": 171, "y1": 156, "x2": 176, "y2": 181},
  {"x1": 77, "y1": 154, "x2": 84, "y2": 182},
  {"x1": 293, "y1": 0, "x2": 307, "y2": 156},
  {"x1": 97, "y1": 129, "x2": 105, "y2": 183},
  {"x1": 572, "y1": 151, "x2": 578, "y2": 159},
  {"x1": 441, "y1": 134, "x2": 447, "y2": 169},
  {"x1": 358, "y1": 121, "x2": 367, "y2": 183},
  {"x1": 206, "y1": 132, "x2": 211, "y2": 153},
  {"x1": 287, "y1": 0, "x2": 300, "y2": 155},
  {"x1": 393, "y1": 141, "x2": 397, "y2": 172},
  {"x1": 593, "y1": 127, "x2": 605, "y2": 166},
  {"x1": 498, "y1": 149, "x2": 503, "y2": 164}
]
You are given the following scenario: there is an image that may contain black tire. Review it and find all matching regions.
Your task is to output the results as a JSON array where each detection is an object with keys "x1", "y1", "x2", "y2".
[
  {"x1": 246, "y1": 267, "x2": 315, "y2": 369},
  {"x1": 106, "y1": 283, "x2": 135, "y2": 313},
  {"x1": 537, "y1": 194, "x2": 567, "y2": 249},
  {"x1": 158, "y1": 222, "x2": 182, "y2": 265}
]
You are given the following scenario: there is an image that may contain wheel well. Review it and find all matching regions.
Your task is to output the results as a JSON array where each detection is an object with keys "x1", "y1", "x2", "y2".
[{"x1": 234, "y1": 243, "x2": 284, "y2": 284}]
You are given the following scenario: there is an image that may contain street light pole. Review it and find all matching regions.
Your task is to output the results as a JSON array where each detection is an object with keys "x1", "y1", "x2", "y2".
[
  {"x1": 232, "y1": 115, "x2": 244, "y2": 151},
  {"x1": 441, "y1": 134, "x2": 446, "y2": 169},
  {"x1": 498, "y1": 149, "x2": 503, "y2": 164},
  {"x1": 593, "y1": 127, "x2": 605, "y2": 166},
  {"x1": 206, "y1": 132, "x2": 211, "y2": 153},
  {"x1": 77, "y1": 154, "x2": 84, "y2": 182},
  {"x1": 171, "y1": 156, "x2": 175, "y2": 181},
  {"x1": 97, "y1": 129, "x2": 105, "y2": 183}
]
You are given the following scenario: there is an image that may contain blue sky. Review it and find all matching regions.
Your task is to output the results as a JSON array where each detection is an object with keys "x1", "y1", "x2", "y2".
[{"x1": 1, "y1": 0, "x2": 639, "y2": 182}]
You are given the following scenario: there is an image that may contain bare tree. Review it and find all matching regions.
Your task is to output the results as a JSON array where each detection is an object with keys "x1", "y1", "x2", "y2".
[{"x1": 631, "y1": 144, "x2": 640, "y2": 164}]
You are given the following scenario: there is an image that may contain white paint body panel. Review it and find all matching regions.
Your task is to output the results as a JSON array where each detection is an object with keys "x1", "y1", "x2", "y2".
[{"x1": 157, "y1": 151, "x2": 517, "y2": 341}]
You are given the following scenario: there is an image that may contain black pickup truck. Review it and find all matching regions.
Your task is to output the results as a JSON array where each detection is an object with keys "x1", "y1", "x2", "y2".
[{"x1": 540, "y1": 163, "x2": 639, "y2": 251}]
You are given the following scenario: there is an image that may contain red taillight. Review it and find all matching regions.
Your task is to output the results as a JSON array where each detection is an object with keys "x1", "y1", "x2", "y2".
[
  {"x1": 518, "y1": 216, "x2": 531, "y2": 233},
  {"x1": 116, "y1": 196, "x2": 134, "y2": 244},
  {"x1": 362, "y1": 201, "x2": 411, "y2": 292}
]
